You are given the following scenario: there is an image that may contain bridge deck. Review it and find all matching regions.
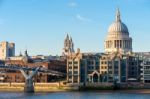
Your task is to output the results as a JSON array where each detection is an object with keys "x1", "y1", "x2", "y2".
[{"x1": 0, "y1": 65, "x2": 65, "y2": 76}]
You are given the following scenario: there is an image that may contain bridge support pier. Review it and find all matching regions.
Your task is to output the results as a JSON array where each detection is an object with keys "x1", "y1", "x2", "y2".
[
  {"x1": 24, "y1": 78, "x2": 34, "y2": 93},
  {"x1": 20, "y1": 67, "x2": 41, "y2": 93}
]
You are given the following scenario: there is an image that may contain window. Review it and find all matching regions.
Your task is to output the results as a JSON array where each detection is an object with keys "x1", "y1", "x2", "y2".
[
  {"x1": 8, "y1": 48, "x2": 14, "y2": 56},
  {"x1": 132, "y1": 72, "x2": 134, "y2": 75},
  {"x1": 131, "y1": 67, "x2": 134, "y2": 70},
  {"x1": 69, "y1": 76, "x2": 72, "y2": 79},
  {"x1": 132, "y1": 62, "x2": 134, "y2": 65},
  {"x1": 73, "y1": 76, "x2": 78, "y2": 83},
  {"x1": 108, "y1": 71, "x2": 112, "y2": 74},
  {"x1": 68, "y1": 66, "x2": 72, "y2": 69},
  {"x1": 74, "y1": 71, "x2": 78, "y2": 74},
  {"x1": 108, "y1": 61, "x2": 112, "y2": 64},
  {"x1": 96, "y1": 62, "x2": 99, "y2": 65},
  {"x1": 74, "y1": 66, "x2": 78, "y2": 69},
  {"x1": 68, "y1": 62, "x2": 72, "y2": 64},
  {"x1": 68, "y1": 71, "x2": 72, "y2": 75},
  {"x1": 109, "y1": 77, "x2": 113, "y2": 81},
  {"x1": 114, "y1": 71, "x2": 118, "y2": 74},
  {"x1": 108, "y1": 66, "x2": 112, "y2": 69},
  {"x1": 74, "y1": 61, "x2": 78, "y2": 64},
  {"x1": 96, "y1": 66, "x2": 99, "y2": 69}
]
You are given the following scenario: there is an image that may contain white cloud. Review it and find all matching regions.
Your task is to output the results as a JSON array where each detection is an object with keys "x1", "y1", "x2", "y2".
[
  {"x1": 76, "y1": 14, "x2": 93, "y2": 22},
  {"x1": 68, "y1": 2, "x2": 77, "y2": 7}
]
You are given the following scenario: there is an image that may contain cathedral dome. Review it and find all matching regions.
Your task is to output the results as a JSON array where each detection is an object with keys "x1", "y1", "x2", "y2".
[
  {"x1": 108, "y1": 21, "x2": 128, "y2": 33},
  {"x1": 108, "y1": 8, "x2": 128, "y2": 34},
  {"x1": 104, "y1": 8, "x2": 132, "y2": 54}
]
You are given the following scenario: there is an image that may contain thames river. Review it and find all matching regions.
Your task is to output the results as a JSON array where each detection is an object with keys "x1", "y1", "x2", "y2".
[{"x1": 0, "y1": 91, "x2": 150, "y2": 99}]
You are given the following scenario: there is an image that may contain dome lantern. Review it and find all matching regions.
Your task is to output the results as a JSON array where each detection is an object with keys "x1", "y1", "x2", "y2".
[{"x1": 116, "y1": 8, "x2": 121, "y2": 22}]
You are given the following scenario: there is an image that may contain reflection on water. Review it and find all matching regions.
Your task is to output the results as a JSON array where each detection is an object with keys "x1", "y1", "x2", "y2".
[{"x1": 0, "y1": 92, "x2": 150, "y2": 99}]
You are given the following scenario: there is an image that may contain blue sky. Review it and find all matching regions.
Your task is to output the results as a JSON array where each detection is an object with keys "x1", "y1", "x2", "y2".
[{"x1": 0, "y1": 0, "x2": 149, "y2": 55}]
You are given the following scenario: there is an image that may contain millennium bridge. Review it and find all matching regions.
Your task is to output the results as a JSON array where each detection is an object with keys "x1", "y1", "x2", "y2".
[{"x1": 0, "y1": 65, "x2": 65, "y2": 93}]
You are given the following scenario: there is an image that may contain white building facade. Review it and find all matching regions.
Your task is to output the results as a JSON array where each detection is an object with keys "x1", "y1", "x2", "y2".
[
  {"x1": 0, "y1": 41, "x2": 15, "y2": 60},
  {"x1": 141, "y1": 60, "x2": 150, "y2": 83}
]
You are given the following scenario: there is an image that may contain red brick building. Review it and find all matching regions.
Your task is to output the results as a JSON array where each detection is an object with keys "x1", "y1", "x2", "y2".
[{"x1": 0, "y1": 58, "x2": 66, "y2": 83}]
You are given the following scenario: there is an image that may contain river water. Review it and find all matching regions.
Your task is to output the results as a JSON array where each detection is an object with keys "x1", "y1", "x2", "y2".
[{"x1": 0, "y1": 91, "x2": 150, "y2": 99}]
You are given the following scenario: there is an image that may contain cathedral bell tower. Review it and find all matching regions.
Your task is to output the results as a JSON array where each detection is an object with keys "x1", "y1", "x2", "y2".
[{"x1": 62, "y1": 34, "x2": 75, "y2": 56}]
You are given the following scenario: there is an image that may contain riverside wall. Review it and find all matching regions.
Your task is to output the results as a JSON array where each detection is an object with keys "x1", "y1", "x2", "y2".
[
  {"x1": 0, "y1": 82, "x2": 150, "y2": 92},
  {"x1": 0, "y1": 82, "x2": 79, "y2": 92}
]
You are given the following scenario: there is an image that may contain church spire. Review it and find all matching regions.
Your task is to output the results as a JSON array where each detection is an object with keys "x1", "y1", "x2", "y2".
[
  {"x1": 116, "y1": 8, "x2": 121, "y2": 22},
  {"x1": 70, "y1": 36, "x2": 72, "y2": 42},
  {"x1": 66, "y1": 34, "x2": 69, "y2": 40},
  {"x1": 24, "y1": 49, "x2": 28, "y2": 57}
]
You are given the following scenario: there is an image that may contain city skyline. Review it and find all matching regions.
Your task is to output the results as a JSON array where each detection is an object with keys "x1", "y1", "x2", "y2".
[{"x1": 0, "y1": 0, "x2": 150, "y2": 55}]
